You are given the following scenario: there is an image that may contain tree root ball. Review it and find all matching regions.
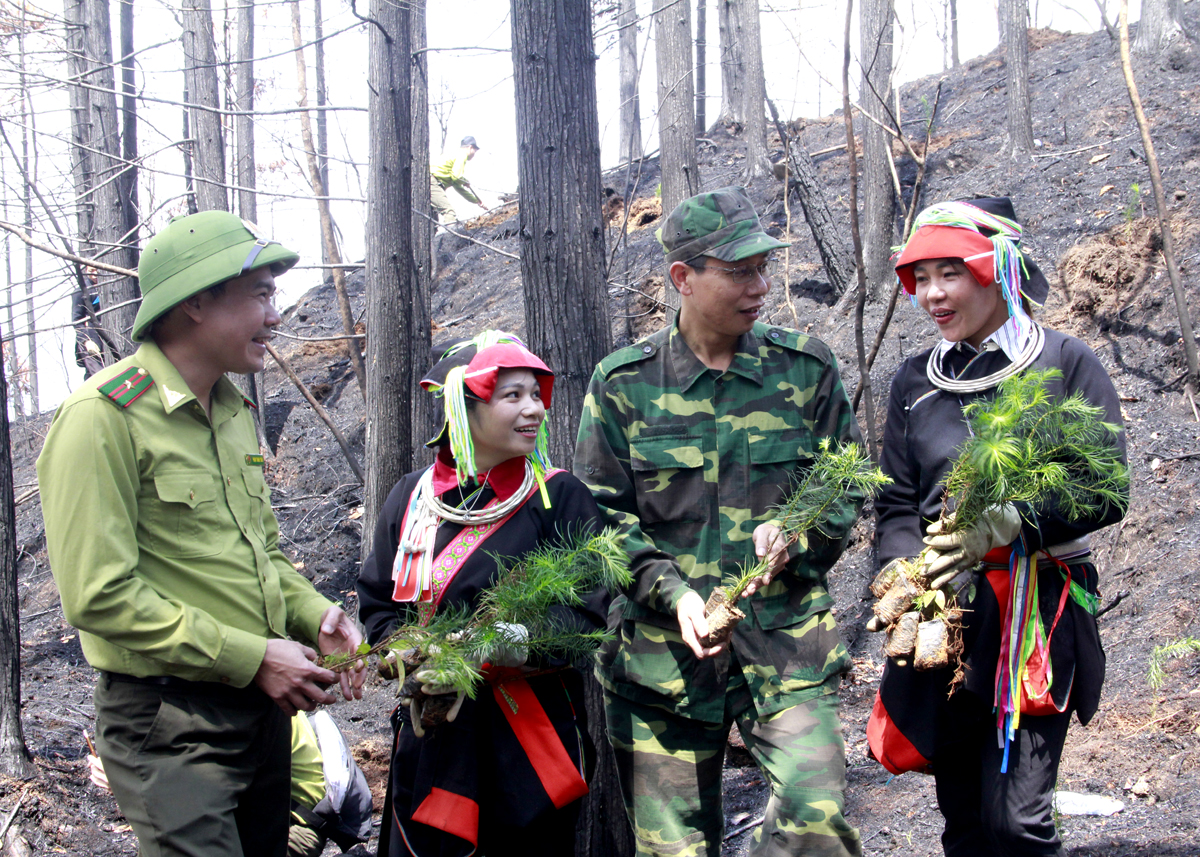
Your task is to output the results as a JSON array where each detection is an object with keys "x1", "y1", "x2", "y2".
[
  {"x1": 874, "y1": 574, "x2": 920, "y2": 626},
  {"x1": 870, "y1": 562, "x2": 900, "y2": 599},
  {"x1": 883, "y1": 611, "x2": 920, "y2": 659},
  {"x1": 915, "y1": 618, "x2": 950, "y2": 670},
  {"x1": 702, "y1": 587, "x2": 746, "y2": 647}
]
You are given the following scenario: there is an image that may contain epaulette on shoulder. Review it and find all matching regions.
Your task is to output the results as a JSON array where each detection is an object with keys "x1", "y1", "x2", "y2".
[
  {"x1": 598, "y1": 339, "x2": 659, "y2": 376},
  {"x1": 98, "y1": 367, "x2": 155, "y2": 408},
  {"x1": 761, "y1": 325, "x2": 833, "y2": 362}
]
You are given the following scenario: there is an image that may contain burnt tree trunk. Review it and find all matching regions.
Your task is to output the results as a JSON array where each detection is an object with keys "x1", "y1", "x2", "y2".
[
  {"x1": 118, "y1": 0, "x2": 139, "y2": 255},
  {"x1": 695, "y1": 0, "x2": 706, "y2": 134},
  {"x1": 715, "y1": 0, "x2": 745, "y2": 125},
  {"x1": 949, "y1": 0, "x2": 960, "y2": 67},
  {"x1": 740, "y1": 0, "x2": 770, "y2": 180},
  {"x1": 619, "y1": 0, "x2": 642, "y2": 163},
  {"x1": 363, "y1": 0, "x2": 418, "y2": 561},
  {"x1": 409, "y1": 0, "x2": 434, "y2": 458},
  {"x1": 653, "y1": 0, "x2": 700, "y2": 313},
  {"x1": 860, "y1": 0, "x2": 895, "y2": 300},
  {"x1": 86, "y1": 0, "x2": 138, "y2": 355},
  {"x1": 509, "y1": 4, "x2": 624, "y2": 855},
  {"x1": 183, "y1": 0, "x2": 227, "y2": 212},
  {"x1": 785, "y1": 140, "x2": 854, "y2": 297},
  {"x1": 1134, "y1": 0, "x2": 1189, "y2": 55},
  {"x1": 1001, "y1": 0, "x2": 1034, "y2": 155},
  {"x1": 314, "y1": 0, "x2": 329, "y2": 230},
  {"x1": 0, "y1": 354, "x2": 32, "y2": 779},
  {"x1": 65, "y1": 0, "x2": 94, "y2": 251},
  {"x1": 234, "y1": 0, "x2": 256, "y2": 222}
]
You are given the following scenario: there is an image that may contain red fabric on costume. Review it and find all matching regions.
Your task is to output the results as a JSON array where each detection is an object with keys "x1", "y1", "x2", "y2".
[
  {"x1": 894, "y1": 224, "x2": 996, "y2": 294},
  {"x1": 430, "y1": 447, "x2": 528, "y2": 499},
  {"x1": 867, "y1": 689, "x2": 932, "y2": 775},
  {"x1": 410, "y1": 787, "x2": 481, "y2": 846}
]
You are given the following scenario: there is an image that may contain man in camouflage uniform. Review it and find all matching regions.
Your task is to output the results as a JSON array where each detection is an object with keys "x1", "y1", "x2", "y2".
[{"x1": 574, "y1": 187, "x2": 864, "y2": 857}]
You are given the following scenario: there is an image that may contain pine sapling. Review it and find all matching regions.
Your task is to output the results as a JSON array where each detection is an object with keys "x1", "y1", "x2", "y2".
[
  {"x1": 702, "y1": 440, "x2": 892, "y2": 646},
  {"x1": 872, "y1": 368, "x2": 1129, "y2": 671},
  {"x1": 327, "y1": 527, "x2": 631, "y2": 729}
]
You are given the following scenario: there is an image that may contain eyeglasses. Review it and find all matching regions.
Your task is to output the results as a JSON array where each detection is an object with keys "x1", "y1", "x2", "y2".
[{"x1": 695, "y1": 259, "x2": 773, "y2": 285}]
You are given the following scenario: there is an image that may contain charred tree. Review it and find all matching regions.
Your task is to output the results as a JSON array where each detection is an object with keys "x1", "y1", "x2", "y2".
[
  {"x1": 782, "y1": 138, "x2": 854, "y2": 298},
  {"x1": 695, "y1": 0, "x2": 706, "y2": 134},
  {"x1": 86, "y1": 0, "x2": 138, "y2": 354},
  {"x1": 619, "y1": 0, "x2": 642, "y2": 163},
  {"x1": 509, "y1": 4, "x2": 624, "y2": 854},
  {"x1": 860, "y1": 0, "x2": 895, "y2": 300},
  {"x1": 410, "y1": 0, "x2": 435, "y2": 456},
  {"x1": 1134, "y1": 0, "x2": 1189, "y2": 55},
  {"x1": 118, "y1": 0, "x2": 138, "y2": 257},
  {"x1": 0, "y1": 353, "x2": 32, "y2": 778},
  {"x1": 950, "y1": 0, "x2": 960, "y2": 67},
  {"x1": 363, "y1": 0, "x2": 418, "y2": 563},
  {"x1": 234, "y1": 0, "x2": 256, "y2": 222},
  {"x1": 314, "y1": 0, "x2": 329, "y2": 226},
  {"x1": 715, "y1": 0, "x2": 745, "y2": 125},
  {"x1": 740, "y1": 0, "x2": 770, "y2": 180},
  {"x1": 1001, "y1": 0, "x2": 1035, "y2": 155},
  {"x1": 653, "y1": 0, "x2": 700, "y2": 312},
  {"x1": 183, "y1": 0, "x2": 227, "y2": 212}
]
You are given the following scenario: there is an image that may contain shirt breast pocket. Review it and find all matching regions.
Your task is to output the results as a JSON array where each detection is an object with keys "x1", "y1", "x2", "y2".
[
  {"x1": 145, "y1": 471, "x2": 222, "y2": 558},
  {"x1": 748, "y1": 428, "x2": 814, "y2": 505},
  {"x1": 242, "y1": 467, "x2": 270, "y2": 536},
  {"x1": 630, "y1": 436, "x2": 706, "y2": 525}
]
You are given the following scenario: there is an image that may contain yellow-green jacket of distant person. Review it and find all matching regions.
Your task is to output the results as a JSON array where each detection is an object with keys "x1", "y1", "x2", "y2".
[
  {"x1": 430, "y1": 148, "x2": 481, "y2": 205},
  {"x1": 36, "y1": 340, "x2": 332, "y2": 688}
]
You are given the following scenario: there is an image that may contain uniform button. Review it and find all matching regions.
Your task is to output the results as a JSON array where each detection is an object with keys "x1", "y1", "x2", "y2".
[
  {"x1": 189, "y1": 490, "x2": 195, "y2": 501},
  {"x1": 587, "y1": 465, "x2": 596, "y2": 475},
  {"x1": 643, "y1": 345, "x2": 653, "y2": 353},
  {"x1": 220, "y1": 676, "x2": 230, "y2": 684},
  {"x1": 769, "y1": 330, "x2": 780, "y2": 340},
  {"x1": 227, "y1": 477, "x2": 232, "y2": 486}
]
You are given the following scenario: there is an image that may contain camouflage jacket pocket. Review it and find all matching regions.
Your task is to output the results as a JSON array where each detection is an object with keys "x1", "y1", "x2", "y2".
[
  {"x1": 630, "y1": 435, "x2": 706, "y2": 524},
  {"x1": 747, "y1": 428, "x2": 815, "y2": 507},
  {"x1": 597, "y1": 598, "x2": 707, "y2": 704},
  {"x1": 740, "y1": 582, "x2": 850, "y2": 708}
]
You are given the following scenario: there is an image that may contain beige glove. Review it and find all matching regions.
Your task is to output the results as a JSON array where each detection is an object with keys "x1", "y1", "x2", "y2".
[
  {"x1": 479, "y1": 623, "x2": 529, "y2": 669},
  {"x1": 923, "y1": 504, "x2": 1022, "y2": 586}
]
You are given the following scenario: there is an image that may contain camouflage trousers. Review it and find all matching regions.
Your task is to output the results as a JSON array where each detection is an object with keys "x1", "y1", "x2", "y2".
[{"x1": 603, "y1": 675, "x2": 861, "y2": 857}]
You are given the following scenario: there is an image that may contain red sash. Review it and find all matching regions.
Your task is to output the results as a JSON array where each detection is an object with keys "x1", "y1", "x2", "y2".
[{"x1": 488, "y1": 667, "x2": 590, "y2": 809}]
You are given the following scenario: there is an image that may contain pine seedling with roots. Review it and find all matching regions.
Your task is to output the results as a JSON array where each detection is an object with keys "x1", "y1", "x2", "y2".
[
  {"x1": 703, "y1": 440, "x2": 891, "y2": 646},
  {"x1": 872, "y1": 368, "x2": 1130, "y2": 672},
  {"x1": 327, "y1": 527, "x2": 631, "y2": 710}
]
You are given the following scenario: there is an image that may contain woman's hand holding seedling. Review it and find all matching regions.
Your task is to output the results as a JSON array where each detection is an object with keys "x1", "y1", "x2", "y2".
[{"x1": 922, "y1": 503, "x2": 1022, "y2": 584}]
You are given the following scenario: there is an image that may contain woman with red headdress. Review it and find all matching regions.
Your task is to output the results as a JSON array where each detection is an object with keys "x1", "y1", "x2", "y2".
[
  {"x1": 357, "y1": 330, "x2": 607, "y2": 857},
  {"x1": 867, "y1": 200, "x2": 1128, "y2": 856}
]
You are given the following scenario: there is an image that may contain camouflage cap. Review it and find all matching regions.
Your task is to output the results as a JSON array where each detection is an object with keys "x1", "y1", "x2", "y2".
[{"x1": 657, "y1": 186, "x2": 790, "y2": 264}]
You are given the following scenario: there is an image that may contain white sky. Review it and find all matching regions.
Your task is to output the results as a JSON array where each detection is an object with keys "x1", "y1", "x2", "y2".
[{"x1": 1, "y1": 0, "x2": 1136, "y2": 411}]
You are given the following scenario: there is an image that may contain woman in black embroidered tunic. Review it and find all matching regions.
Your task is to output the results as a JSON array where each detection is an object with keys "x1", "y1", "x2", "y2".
[
  {"x1": 357, "y1": 331, "x2": 607, "y2": 857},
  {"x1": 867, "y1": 199, "x2": 1128, "y2": 857}
]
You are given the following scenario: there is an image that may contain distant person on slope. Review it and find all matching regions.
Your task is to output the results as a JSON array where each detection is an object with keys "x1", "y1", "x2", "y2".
[{"x1": 431, "y1": 135, "x2": 489, "y2": 224}]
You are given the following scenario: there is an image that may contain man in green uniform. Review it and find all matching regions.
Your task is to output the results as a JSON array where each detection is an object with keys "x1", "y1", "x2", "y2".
[
  {"x1": 574, "y1": 187, "x2": 864, "y2": 857},
  {"x1": 430, "y1": 135, "x2": 488, "y2": 224},
  {"x1": 37, "y1": 211, "x2": 366, "y2": 857}
]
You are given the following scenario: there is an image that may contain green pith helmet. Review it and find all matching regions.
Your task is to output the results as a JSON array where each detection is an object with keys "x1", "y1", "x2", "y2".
[
  {"x1": 657, "y1": 186, "x2": 790, "y2": 264},
  {"x1": 132, "y1": 211, "x2": 299, "y2": 341}
]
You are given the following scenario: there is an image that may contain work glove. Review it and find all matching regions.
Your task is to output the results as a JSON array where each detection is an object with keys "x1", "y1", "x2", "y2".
[
  {"x1": 478, "y1": 622, "x2": 529, "y2": 669},
  {"x1": 406, "y1": 668, "x2": 466, "y2": 738},
  {"x1": 922, "y1": 504, "x2": 1022, "y2": 587}
]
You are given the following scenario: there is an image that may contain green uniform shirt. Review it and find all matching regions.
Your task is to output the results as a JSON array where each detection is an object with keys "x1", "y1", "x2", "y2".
[
  {"x1": 430, "y1": 149, "x2": 481, "y2": 204},
  {"x1": 574, "y1": 320, "x2": 863, "y2": 722},
  {"x1": 36, "y1": 342, "x2": 332, "y2": 688}
]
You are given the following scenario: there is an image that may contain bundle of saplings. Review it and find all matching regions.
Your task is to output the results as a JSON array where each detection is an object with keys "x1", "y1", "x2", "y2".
[
  {"x1": 869, "y1": 368, "x2": 1129, "y2": 671},
  {"x1": 324, "y1": 528, "x2": 630, "y2": 729},
  {"x1": 702, "y1": 439, "x2": 892, "y2": 646}
]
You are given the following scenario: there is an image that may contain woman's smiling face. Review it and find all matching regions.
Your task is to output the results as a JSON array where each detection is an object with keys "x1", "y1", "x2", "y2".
[
  {"x1": 466, "y1": 368, "x2": 546, "y2": 472},
  {"x1": 911, "y1": 257, "x2": 1010, "y2": 349}
]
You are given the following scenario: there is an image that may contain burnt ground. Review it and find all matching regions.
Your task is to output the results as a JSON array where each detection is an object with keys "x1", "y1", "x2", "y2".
[{"x1": 7, "y1": 12, "x2": 1200, "y2": 857}]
